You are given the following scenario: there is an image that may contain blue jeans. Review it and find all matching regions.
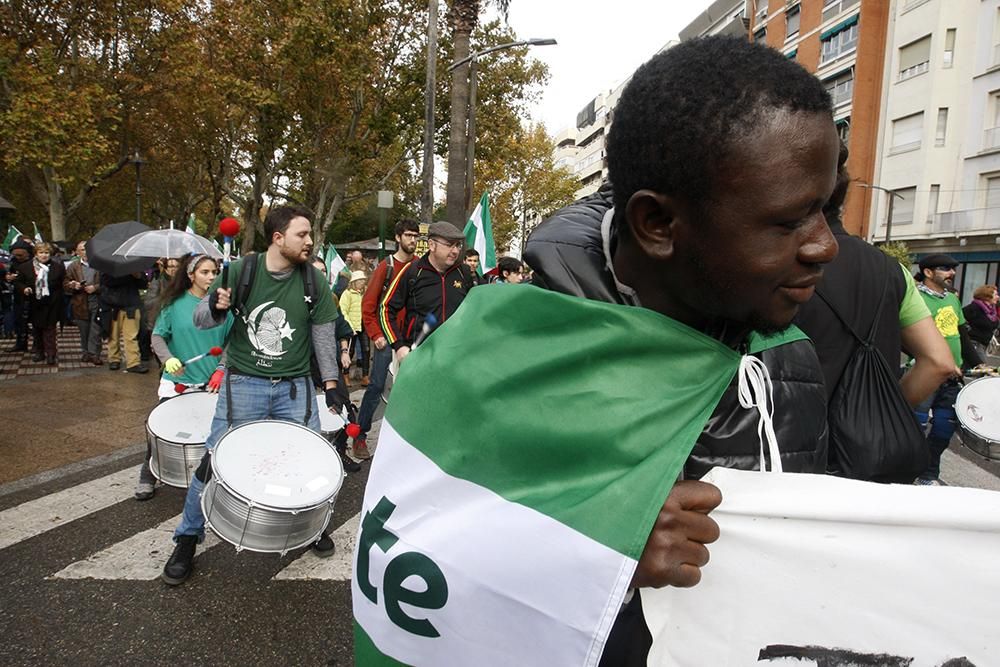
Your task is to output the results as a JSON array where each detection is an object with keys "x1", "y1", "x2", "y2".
[
  {"x1": 356, "y1": 344, "x2": 392, "y2": 436},
  {"x1": 174, "y1": 373, "x2": 321, "y2": 541},
  {"x1": 914, "y1": 380, "x2": 960, "y2": 480}
]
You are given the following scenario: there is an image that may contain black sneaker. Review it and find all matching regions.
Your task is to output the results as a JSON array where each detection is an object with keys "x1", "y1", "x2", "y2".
[
  {"x1": 312, "y1": 532, "x2": 336, "y2": 558},
  {"x1": 126, "y1": 364, "x2": 149, "y2": 374},
  {"x1": 109, "y1": 362, "x2": 121, "y2": 371},
  {"x1": 162, "y1": 535, "x2": 198, "y2": 585}
]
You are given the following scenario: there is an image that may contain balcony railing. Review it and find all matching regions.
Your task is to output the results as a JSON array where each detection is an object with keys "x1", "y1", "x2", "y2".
[
  {"x1": 898, "y1": 60, "x2": 929, "y2": 81},
  {"x1": 984, "y1": 127, "x2": 1000, "y2": 151},
  {"x1": 822, "y1": 0, "x2": 860, "y2": 22},
  {"x1": 930, "y1": 208, "x2": 1000, "y2": 235}
]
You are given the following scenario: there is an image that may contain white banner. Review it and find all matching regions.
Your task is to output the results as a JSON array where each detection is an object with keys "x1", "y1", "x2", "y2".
[{"x1": 644, "y1": 467, "x2": 1000, "y2": 666}]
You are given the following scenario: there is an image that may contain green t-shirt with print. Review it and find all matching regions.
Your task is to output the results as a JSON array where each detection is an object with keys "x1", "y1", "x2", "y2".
[
  {"x1": 154, "y1": 291, "x2": 233, "y2": 384},
  {"x1": 917, "y1": 286, "x2": 966, "y2": 366},
  {"x1": 213, "y1": 257, "x2": 338, "y2": 378}
]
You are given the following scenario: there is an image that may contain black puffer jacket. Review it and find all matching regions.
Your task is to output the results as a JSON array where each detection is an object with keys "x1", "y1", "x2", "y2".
[{"x1": 525, "y1": 184, "x2": 829, "y2": 478}]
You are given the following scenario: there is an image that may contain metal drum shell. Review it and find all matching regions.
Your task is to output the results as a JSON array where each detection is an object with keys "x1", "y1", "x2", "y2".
[
  {"x1": 146, "y1": 427, "x2": 205, "y2": 488},
  {"x1": 955, "y1": 377, "x2": 1000, "y2": 462},
  {"x1": 201, "y1": 420, "x2": 345, "y2": 554},
  {"x1": 145, "y1": 391, "x2": 217, "y2": 488}
]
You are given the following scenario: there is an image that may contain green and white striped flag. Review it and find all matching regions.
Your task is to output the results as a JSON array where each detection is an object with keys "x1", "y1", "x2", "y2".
[
  {"x1": 326, "y1": 245, "x2": 346, "y2": 289},
  {"x1": 32, "y1": 222, "x2": 43, "y2": 243},
  {"x1": 1, "y1": 225, "x2": 22, "y2": 251},
  {"x1": 463, "y1": 191, "x2": 496, "y2": 275},
  {"x1": 353, "y1": 285, "x2": 745, "y2": 665},
  {"x1": 185, "y1": 213, "x2": 197, "y2": 235}
]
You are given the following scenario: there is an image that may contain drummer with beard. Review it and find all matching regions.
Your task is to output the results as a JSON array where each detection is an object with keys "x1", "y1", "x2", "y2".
[{"x1": 162, "y1": 205, "x2": 349, "y2": 586}]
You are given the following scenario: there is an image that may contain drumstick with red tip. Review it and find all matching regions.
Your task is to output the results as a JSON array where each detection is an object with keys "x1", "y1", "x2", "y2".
[
  {"x1": 218, "y1": 217, "x2": 241, "y2": 286},
  {"x1": 174, "y1": 383, "x2": 188, "y2": 394},
  {"x1": 182, "y1": 346, "x2": 223, "y2": 366}
]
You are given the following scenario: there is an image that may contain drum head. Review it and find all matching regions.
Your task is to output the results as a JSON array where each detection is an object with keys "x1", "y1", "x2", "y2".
[
  {"x1": 315, "y1": 396, "x2": 345, "y2": 434},
  {"x1": 213, "y1": 421, "x2": 343, "y2": 510},
  {"x1": 956, "y1": 377, "x2": 1000, "y2": 443},
  {"x1": 146, "y1": 391, "x2": 218, "y2": 444}
]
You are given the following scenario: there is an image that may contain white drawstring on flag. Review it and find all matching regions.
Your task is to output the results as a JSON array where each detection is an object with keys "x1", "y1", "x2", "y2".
[{"x1": 737, "y1": 355, "x2": 783, "y2": 473}]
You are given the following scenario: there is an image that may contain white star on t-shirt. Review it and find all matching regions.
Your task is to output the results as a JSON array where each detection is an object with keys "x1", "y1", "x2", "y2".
[
  {"x1": 304, "y1": 295, "x2": 313, "y2": 304},
  {"x1": 279, "y1": 322, "x2": 295, "y2": 340}
]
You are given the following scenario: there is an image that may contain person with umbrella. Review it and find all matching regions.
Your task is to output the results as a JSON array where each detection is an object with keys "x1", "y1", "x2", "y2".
[{"x1": 14, "y1": 242, "x2": 66, "y2": 364}]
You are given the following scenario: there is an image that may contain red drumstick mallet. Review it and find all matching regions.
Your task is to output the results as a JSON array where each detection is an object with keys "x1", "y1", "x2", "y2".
[
  {"x1": 218, "y1": 217, "x2": 241, "y2": 286},
  {"x1": 174, "y1": 383, "x2": 188, "y2": 394},
  {"x1": 345, "y1": 423, "x2": 361, "y2": 438},
  {"x1": 181, "y1": 346, "x2": 223, "y2": 366}
]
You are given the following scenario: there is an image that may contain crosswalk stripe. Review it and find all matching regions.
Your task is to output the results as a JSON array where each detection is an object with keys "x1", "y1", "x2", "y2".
[
  {"x1": 50, "y1": 513, "x2": 222, "y2": 580},
  {"x1": 273, "y1": 512, "x2": 360, "y2": 581},
  {"x1": 0, "y1": 465, "x2": 141, "y2": 551}
]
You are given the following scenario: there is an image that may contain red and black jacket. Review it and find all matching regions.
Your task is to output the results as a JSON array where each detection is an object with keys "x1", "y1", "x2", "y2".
[{"x1": 378, "y1": 254, "x2": 474, "y2": 350}]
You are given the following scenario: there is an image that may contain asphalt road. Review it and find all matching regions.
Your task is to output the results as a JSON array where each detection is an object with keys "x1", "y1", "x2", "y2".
[{"x1": 2, "y1": 352, "x2": 999, "y2": 666}]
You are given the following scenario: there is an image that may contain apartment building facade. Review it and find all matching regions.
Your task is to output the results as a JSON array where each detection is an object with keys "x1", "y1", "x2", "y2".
[{"x1": 873, "y1": 0, "x2": 1000, "y2": 300}]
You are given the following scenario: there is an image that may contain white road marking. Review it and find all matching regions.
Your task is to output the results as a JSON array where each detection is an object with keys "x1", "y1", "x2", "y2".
[
  {"x1": 51, "y1": 514, "x2": 222, "y2": 580},
  {"x1": 273, "y1": 512, "x2": 360, "y2": 581},
  {"x1": 0, "y1": 465, "x2": 141, "y2": 551}
]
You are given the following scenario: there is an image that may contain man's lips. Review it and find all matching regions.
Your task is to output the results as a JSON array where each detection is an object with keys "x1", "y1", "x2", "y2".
[{"x1": 779, "y1": 277, "x2": 821, "y2": 304}]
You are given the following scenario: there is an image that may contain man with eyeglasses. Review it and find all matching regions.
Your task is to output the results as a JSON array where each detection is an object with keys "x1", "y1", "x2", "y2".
[
  {"x1": 351, "y1": 219, "x2": 421, "y2": 459},
  {"x1": 912, "y1": 254, "x2": 979, "y2": 485},
  {"x1": 378, "y1": 221, "x2": 475, "y2": 366}
]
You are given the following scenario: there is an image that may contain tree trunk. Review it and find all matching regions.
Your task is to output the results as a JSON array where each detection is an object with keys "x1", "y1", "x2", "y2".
[
  {"x1": 445, "y1": 0, "x2": 478, "y2": 226},
  {"x1": 421, "y1": 0, "x2": 438, "y2": 224}
]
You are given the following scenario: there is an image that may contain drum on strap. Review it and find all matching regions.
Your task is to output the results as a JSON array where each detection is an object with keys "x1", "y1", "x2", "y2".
[
  {"x1": 315, "y1": 395, "x2": 345, "y2": 439},
  {"x1": 145, "y1": 391, "x2": 218, "y2": 488},
  {"x1": 201, "y1": 420, "x2": 345, "y2": 554},
  {"x1": 956, "y1": 376, "x2": 1000, "y2": 461}
]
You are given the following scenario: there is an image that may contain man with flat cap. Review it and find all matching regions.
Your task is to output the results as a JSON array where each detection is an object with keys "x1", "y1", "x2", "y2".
[
  {"x1": 378, "y1": 221, "x2": 476, "y2": 365},
  {"x1": 913, "y1": 253, "x2": 978, "y2": 485}
]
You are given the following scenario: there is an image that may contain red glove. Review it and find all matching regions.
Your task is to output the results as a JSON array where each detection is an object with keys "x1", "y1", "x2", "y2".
[{"x1": 207, "y1": 368, "x2": 225, "y2": 393}]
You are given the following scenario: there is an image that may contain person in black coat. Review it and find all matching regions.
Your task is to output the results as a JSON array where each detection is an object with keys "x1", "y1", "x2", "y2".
[
  {"x1": 14, "y1": 242, "x2": 66, "y2": 364},
  {"x1": 963, "y1": 284, "x2": 999, "y2": 356}
]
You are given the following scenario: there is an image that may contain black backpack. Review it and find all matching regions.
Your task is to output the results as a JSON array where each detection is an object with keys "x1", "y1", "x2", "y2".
[{"x1": 816, "y1": 282, "x2": 929, "y2": 483}]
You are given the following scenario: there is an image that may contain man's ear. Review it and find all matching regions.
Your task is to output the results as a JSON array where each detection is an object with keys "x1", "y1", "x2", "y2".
[{"x1": 624, "y1": 189, "x2": 681, "y2": 262}]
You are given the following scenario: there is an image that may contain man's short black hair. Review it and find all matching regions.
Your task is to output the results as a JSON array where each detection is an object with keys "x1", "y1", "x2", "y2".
[
  {"x1": 394, "y1": 219, "x2": 419, "y2": 237},
  {"x1": 264, "y1": 205, "x2": 313, "y2": 245},
  {"x1": 465, "y1": 248, "x2": 480, "y2": 259},
  {"x1": 607, "y1": 36, "x2": 833, "y2": 217}
]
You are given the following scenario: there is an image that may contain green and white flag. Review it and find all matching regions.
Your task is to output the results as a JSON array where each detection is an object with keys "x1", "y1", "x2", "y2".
[
  {"x1": 326, "y1": 245, "x2": 346, "y2": 289},
  {"x1": 2, "y1": 225, "x2": 22, "y2": 251},
  {"x1": 316, "y1": 244, "x2": 325, "y2": 261},
  {"x1": 463, "y1": 191, "x2": 496, "y2": 275},
  {"x1": 32, "y1": 222, "x2": 43, "y2": 243},
  {"x1": 185, "y1": 213, "x2": 197, "y2": 235},
  {"x1": 353, "y1": 285, "x2": 745, "y2": 665}
]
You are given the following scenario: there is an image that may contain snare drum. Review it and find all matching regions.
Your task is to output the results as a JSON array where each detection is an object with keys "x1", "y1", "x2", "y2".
[
  {"x1": 201, "y1": 420, "x2": 345, "y2": 554},
  {"x1": 145, "y1": 391, "x2": 219, "y2": 488},
  {"x1": 956, "y1": 376, "x2": 1000, "y2": 461},
  {"x1": 315, "y1": 395, "x2": 345, "y2": 439}
]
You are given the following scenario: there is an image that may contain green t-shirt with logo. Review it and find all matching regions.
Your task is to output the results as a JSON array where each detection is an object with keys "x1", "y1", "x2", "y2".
[
  {"x1": 917, "y1": 286, "x2": 966, "y2": 366},
  {"x1": 213, "y1": 258, "x2": 338, "y2": 378}
]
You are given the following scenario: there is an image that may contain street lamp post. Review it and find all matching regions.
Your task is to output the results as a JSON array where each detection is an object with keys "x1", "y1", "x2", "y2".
[
  {"x1": 131, "y1": 150, "x2": 147, "y2": 224},
  {"x1": 377, "y1": 190, "x2": 394, "y2": 261},
  {"x1": 450, "y1": 38, "x2": 557, "y2": 216},
  {"x1": 857, "y1": 181, "x2": 903, "y2": 243}
]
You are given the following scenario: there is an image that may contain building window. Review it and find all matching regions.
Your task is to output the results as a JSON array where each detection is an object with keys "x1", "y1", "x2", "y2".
[
  {"x1": 820, "y1": 16, "x2": 859, "y2": 64},
  {"x1": 890, "y1": 112, "x2": 923, "y2": 153},
  {"x1": 985, "y1": 176, "x2": 1000, "y2": 212},
  {"x1": 943, "y1": 29, "x2": 955, "y2": 68},
  {"x1": 754, "y1": 27, "x2": 767, "y2": 43},
  {"x1": 786, "y1": 6, "x2": 801, "y2": 40},
  {"x1": 824, "y1": 69, "x2": 855, "y2": 108},
  {"x1": 927, "y1": 185, "x2": 940, "y2": 223},
  {"x1": 935, "y1": 108, "x2": 948, "y2": 146},
  {"x1": 822, "y1": 0, "x2": 860, "y2": 23},
  {"x1": 899, "y1": 35, "x2": 931, "y2": 81},
  {"x1": 986, "y1": 93, "x2": 1000, "y2": 151},
  {"x1": 891, "y1": 187, "x2": 916, "y2": 226}
]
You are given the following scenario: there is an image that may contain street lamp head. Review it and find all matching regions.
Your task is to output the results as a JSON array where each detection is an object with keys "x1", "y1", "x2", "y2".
[
  {"x1": 527, "y1": 38, "x2": 558, "y2": 46},
  {"x1": 130, "y1": 150, "x2": 147, "y2": 167}
]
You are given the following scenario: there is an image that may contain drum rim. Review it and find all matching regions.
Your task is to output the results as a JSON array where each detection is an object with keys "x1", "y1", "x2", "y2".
[
  {"x1": 955, "y1": 377, "x2": 1000, "y2": 444},
  {"x1": 146, "y1": 390, "x2": 218, "y2": 443},
  {"x1": 145, "y1": 425, "x2": 210, "y2": 449},
  {"x1": 211, "y1": 419, "x2": 345, "y2": 511}
]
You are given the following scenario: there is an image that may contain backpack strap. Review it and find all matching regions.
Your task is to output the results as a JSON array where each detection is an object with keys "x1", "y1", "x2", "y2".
[
  {"x1": 233, "y1": 254, "x2": 259, "y2": 320},
  {"x1": 814, "y1": 277, "x2": 889, "y2": 346},
  {"x1": 382, "y1": 257, "x2": 395, "y2": 294},
  {"x1": 300, "y1": 261, "x2": 319, "y2": 316}
]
